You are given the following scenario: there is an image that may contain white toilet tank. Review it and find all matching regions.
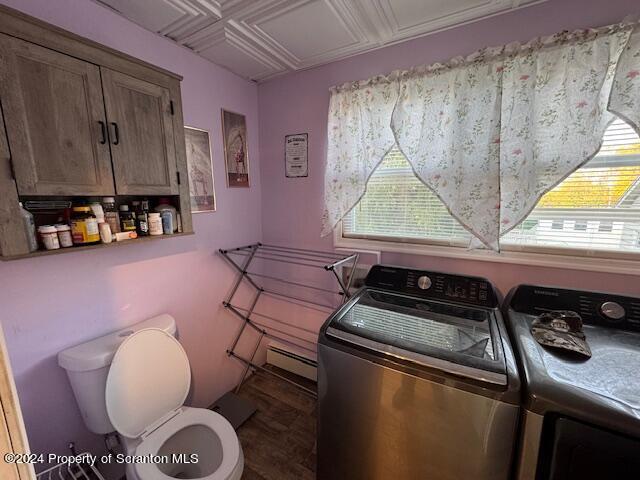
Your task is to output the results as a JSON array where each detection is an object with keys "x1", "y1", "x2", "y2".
[{"x1": 58, "y1": 314, "x2": 177, "y2": 435}]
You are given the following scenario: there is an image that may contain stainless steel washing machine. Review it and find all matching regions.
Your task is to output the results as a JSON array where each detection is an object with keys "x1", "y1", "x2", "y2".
[
  {"x1": 317, "y1": 265, "x2": 520, "y2": 480},
  {"x1": 505, "y1": 284, "x2": 640, "y2": 480}
]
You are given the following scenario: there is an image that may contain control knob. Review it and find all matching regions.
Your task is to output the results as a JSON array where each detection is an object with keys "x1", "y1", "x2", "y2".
[
  {"x1": 600, "y1": 301, "x2": 625, "y2": 321},
  {"x1": 417, "y1": 276, "x2": 432, "y2": 290}
]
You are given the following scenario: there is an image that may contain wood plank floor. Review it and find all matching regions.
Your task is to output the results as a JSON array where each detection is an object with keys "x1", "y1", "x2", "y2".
[{"x1": 236, "y1": 367, "x2": 317, "y2": 480}]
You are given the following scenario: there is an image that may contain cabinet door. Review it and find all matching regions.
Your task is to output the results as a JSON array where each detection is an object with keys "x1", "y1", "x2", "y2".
[
  {"x1": 101, "y1": 68, "x2": 179, "y2": 195},
  {"x1": 0, "y1": 98, "x2": 29, "y2": 257},
  {"x1": 0, "y1": 34, "x2": 114, "y2": 196}
]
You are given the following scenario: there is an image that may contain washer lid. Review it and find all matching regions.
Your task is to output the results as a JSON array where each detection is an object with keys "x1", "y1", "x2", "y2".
[
  {"x1": 326, "y1": 288, "x2": 507, "y2": 384},
  {"x1": 105, "y1": 328, "x2": 190, "y2": 438}
]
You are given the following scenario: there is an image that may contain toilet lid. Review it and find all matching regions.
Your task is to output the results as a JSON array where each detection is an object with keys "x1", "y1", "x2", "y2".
[{"x1": 105, "y1": 328, "x2": 190, "y2": 438}]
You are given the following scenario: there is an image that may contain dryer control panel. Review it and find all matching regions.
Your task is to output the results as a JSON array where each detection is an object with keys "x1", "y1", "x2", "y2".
[
  {"x1": 509, "y1": 284, "x2": 640, "y2": 331},
  {"x1": 364, "y1": 265, "x2": 498, "y2": 308}
]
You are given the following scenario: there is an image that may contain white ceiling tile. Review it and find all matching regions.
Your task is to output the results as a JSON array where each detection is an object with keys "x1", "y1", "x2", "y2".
[
  {"x1": 253, "y1": 1, "x2": 358, "y2": 60},
  {"x1": 91, "y1": 0, "x2": 549, "y2": 81},
  {"x1": 162, "y1": 14, "x2": 219, "y2": 41},
  {"x1": 386, "y1": 0, "x2": 494, "y2": 28},
  {"x1": 368, "y1": 0, "x2": 535, "y2": 43},
  {"x1": 186, "y1": 0, "x2": 223, "y2": 17},
  {"x1": 199, "y1": 42, "x2": 271, "y2": 79},
  {"x1": 194, "y1": 24, "x2": 285, "y2": 80},
  {"x1": 98, "y1": 0, "x2": 190, "y2": 32}
]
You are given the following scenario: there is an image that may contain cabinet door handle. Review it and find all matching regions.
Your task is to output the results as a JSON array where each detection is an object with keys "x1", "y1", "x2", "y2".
[
  {"x1": 111, "y1": 122, "x2": 120, "y2": 145},
  {"x1": 98, "y1": 121, "x2": 107, "y2": 144}
]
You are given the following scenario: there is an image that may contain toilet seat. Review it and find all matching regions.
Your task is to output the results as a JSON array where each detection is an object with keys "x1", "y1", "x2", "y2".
[
  {"x1": 105, "y1": 328, "x2": 243, "y2": 480},
  {"x1": 134, "y1": 406, "x2": 242, "y2": 480},
  {"x1": 106, "y1": 328, "x2": 191, "y2": 439}
]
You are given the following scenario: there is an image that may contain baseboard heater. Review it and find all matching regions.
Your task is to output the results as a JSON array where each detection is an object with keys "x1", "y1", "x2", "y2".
[{"x1": 266, "y1": 342, "x2": 317, "y2": 382}]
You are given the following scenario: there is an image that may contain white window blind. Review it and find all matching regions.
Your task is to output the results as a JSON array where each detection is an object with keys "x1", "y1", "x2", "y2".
[{"x1": 343, "y1": 119, "x2": 640, "y2": 257}]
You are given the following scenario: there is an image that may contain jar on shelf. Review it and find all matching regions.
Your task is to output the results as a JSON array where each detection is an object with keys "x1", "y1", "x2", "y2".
[
  {"x1": 119, "y1": 205, "x2": 136, "y2": 232},
  {"x1": 70, "y1": 206, "x2": 100, "y2": 245},
  {"x1": 154, "y1": 198, "x2": 178, "y2": 233},
  {"x1": 103, "y1": 197, "x2": 121, "y2": 234},
  {"x1": 161, "y1": 210, "x2": 173, "y2": 235},
  {"x1": 55, "y1": 224, "x2": 73, "y2": 248},
  {"x1": 148, "y1": 213, "x2": 163, "y2": 236},
  {"x1": 38, "y1": 225, "x2": 60, "y2": 250}
]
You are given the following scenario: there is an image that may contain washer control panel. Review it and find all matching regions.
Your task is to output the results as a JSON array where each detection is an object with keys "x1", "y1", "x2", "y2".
[
  {"x1": 509, "y1": 285, "x2": 640, "y2": 331},
  {"x1": 364, "y1": 265, "x2": 497, "y2": 307}
]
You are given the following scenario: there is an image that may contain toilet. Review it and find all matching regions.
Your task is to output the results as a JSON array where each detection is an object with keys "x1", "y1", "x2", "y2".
[{"x1": 58, "y1": 314, "x2": 243, "y2": 480}]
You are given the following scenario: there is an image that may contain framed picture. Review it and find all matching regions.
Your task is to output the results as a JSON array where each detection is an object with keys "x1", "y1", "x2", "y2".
[
  {"x1": 285, "y1": 133, "x2": 308, "y2": 178},
  {"x1": 184, "y1": 126, "x2": 216, "y2": 213},
  {"x1": 221, "y1": 109, "x2": 250, "y2": 187}
]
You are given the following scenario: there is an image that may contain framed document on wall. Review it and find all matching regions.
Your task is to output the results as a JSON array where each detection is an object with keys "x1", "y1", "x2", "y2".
[{"x1": 285, "y1": 133, "x2": 308, "y2": 178}]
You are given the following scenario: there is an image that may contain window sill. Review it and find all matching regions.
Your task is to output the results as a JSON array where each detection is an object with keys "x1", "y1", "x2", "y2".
[{"x1": 334, "y1": 233, "x2": 640, "y2": 277}]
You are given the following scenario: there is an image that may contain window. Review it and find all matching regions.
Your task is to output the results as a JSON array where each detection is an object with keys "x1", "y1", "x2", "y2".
[
  {"x1": 343, "y1": 119, "x2": 640, "y2": 257},
  {"x1": 342, "y1": 150, "x2": 471, "y2": 246}
]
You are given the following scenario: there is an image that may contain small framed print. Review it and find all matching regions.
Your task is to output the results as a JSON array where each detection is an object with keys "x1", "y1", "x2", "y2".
[
  {"x1": 184, "y1": 126, "x2": 216, "y2": 213},
  {"x1": 285, "y1": 133, "x2": 308, "y2": 178},
  {"x1": 221, "y1": 109, "x2": 250, "y2": 187}
]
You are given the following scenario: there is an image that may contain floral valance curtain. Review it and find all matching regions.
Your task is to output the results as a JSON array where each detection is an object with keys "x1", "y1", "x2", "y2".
[
  {"x1": 610, "y1": 26, "x2": 640, "y2": 133},
  {"x1": 321, "y1": 77, "x2": 398, "y2": 235},
  {"x1": 322, "y1": 21, "x2": 640, "y2": 251},
  {"x1": 392, "y1": 58, "x2": 503, "y2": 249},
  {"x1": 499, "y1": 27, "x2": 632, "y2": 240}
]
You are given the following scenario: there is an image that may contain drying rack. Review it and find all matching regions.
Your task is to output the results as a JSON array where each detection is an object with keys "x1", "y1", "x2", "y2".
[
  {"x1": 35, "y1": 454, "x2": 105, "y2": 480},
  {"x1": 219, "y1": 243, "x2": 359, "y2": 398}
]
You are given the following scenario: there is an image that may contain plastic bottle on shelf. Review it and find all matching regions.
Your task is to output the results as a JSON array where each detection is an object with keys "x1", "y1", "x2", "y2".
[
  {"x1": 161, "y1": 210, "x2": 173, "y2": 235},
  {"x1": 102, "y1": 197, "x2": 121, "y2": 234},
  {"x1": 99, "y1": 222, "x2": 113, "y2": 244},
  {"x1": 90, "y1": 202, "x2": 105, "y2": 224},
  {"x1": 119, "y1": 205, "x2": 136, "y2": 232},
  {"x1": 55, "y1": 224, "x2": 73, "y2": 248},
  {"x1": 131, "y1": 200, "x2": 140, "y2": 220},
  {"x1": 154, "y1": 198, "x2": 178, "y2": 233},
  {"x1": 148, "y1": 213, "x2": 163, "y2": 236},
  {"x1": 19, "y1": 202, "x2": 38, "y2": 252},
  {"x1": 38, "y1": 225, "x2": 60, "y2": 250},
  {"x1": 136, "y1": 199, "x2": 150, "y2": 236}
]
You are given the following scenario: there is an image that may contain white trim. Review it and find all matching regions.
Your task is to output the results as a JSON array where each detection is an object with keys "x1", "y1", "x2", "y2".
[{"x1": 334, "y1": 223, "x2": 640, "y2": 276}]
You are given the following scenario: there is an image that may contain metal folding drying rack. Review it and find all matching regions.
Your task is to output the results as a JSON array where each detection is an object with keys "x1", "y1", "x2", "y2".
[
  {"x1": 34, "y1": 443, "x2": 105, "y2": 480},
  {"x1": 36, "y1": 455, "x2": 104, "y2": 480},
  {"x1": 219, "y1": 243, "x2": 359, "y2": 397}
]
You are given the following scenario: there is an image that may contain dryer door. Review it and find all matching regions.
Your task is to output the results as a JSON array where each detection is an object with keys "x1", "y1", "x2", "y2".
[{"x1": 543, "y1": 417, "x2": 640, "y2": 479}]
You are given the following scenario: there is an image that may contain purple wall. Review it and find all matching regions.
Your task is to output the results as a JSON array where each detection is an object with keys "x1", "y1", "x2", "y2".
[
  {"x1": 258, "y1": 0, "x2": 640, "y2": 297},
  {"x1": 0, "y1": 0, "x2": 263, "y2": 461}
]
